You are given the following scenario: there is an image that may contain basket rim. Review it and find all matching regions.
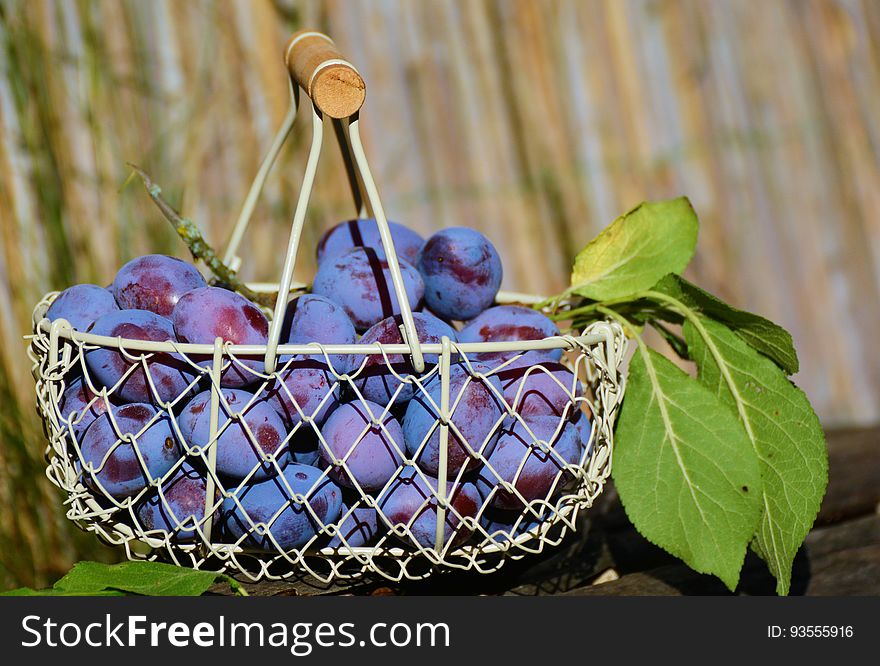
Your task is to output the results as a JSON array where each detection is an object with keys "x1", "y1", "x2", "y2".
[{"x1": 32, "y1": 286, "x2": 611, "y2": 358}]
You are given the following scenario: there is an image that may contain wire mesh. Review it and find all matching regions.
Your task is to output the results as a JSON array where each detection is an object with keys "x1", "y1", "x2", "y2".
[{"x1": 29, "y1": 297, "x2": 626, "y2": 583}]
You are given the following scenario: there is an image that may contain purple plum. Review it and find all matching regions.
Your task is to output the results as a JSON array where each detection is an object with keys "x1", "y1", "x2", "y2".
[
  {"x1": 403, "y1": 362, "x2": 506, "y2": 476},
  {"x1": 178, "y1": 388, "x2": 289, "y2": 481},
  {"x1": 46, "y1": 284, "x2": 119, "y2": 331},
  {"x1": 135, "y1": 463, "x2": 214, "y2": 542},
  {"x1": 279, "y1": 294, "x2": 356, "y2": 373},
  {"x1": 85, "y1": 309, "x2": 196, "y2": 404},
  {"x1": 353, "y1": 312, "x2": 458, "y2": 406},
  {"x1": 476, "y1": 414, "x2": 586, "y2": 511},
  {"x1": 263, "y1": 356, "x2": 340, "y2": 429},
  {"x1": 222, "y1": 463, "x2": 343, "y2": 551},
  {"x1": 494, "y1": 354, "x2": 582, "y2": 419},
  {"x1": 327, "y1": 504, "x2": 378, "y2": 548},
  {"x1": 417, "y1": 227, "x2": 502, "y2": 321},
  {"x1": 59, "y1": 377, "x2": 110, "y2": 438},
  {"x1": 459, "y1": 305, "x2": 562, "y2": 362},
  {"x1": 112, "y1": 254, "x2": 206, "y2": 316},
  {"x1": 318, "y1": 400, "x2": 404, "y2": 492},
  {"x1": 172, "y1": 286, "x2": 269, "y2": 388},
  {"x1": 377, "y1": 467, "x2": 481, "y2": 549},
  {"x1": 316, "y1": 218, "x2": 425, "y2": 267},
  {"x1": 312, "y1": 247, "x2": 425, "y2": 331},
  {"x1": 80, "y1": 403, "x2": 181, "y2": 499}
]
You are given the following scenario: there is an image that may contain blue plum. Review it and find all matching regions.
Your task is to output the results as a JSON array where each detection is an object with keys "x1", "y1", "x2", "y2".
[
  {"x1": 80, "y1": 403, "x2": 181, "y2": 499},
  {"x1": 476, "y1": 414, "x2": 586, "y2": 511},
  {"x1": 312, "y1": 247, "x2": 424, "y2": 331},
  {"x1": 179, "y1": 388, "x2": 288, "y2": 481},
  {"x1": 354, "y1": 312, "x2": 458, "y2": 406},
  {"x1": 222, "y1": 463, "x2": 342, "y2": 551},
  {"x1": 59, "y1": 377, "x2": 110, "y2": 438},
  {"x1": 327, "y1": 504, "x2": 378, "y2": 548},
  {"x1": 417, "y1": 227, "x2": 502, "y2": 321},
  {"x1": 458, "y1": 305, "x2": 562, "y2": 362},
  {"x1": 403, "y1": 362, "x2": 505, "y2": 476},
  {"x1": 112, "y1": 254, "x2": 206, "y2": 316},
  {"x1": 494, "y1": 354, "x2": 582, "y2": 419},
  {"x1": 479, "y1": 509, "x2": 541, "y2": 543},
  {"x1": 172, "y1": 286, "x2": 269, "y2": 387},
  {"x1": 85, "y1": 309, "x2": 196, "y2": 404},
  {"x1": 135, "y1": 463, "x2": 214, "y2": 542},
  {"x1": 377, "y1": 467, "x2": 481, "y2": 549},
  {"x1": 317, "y1": 218, "x2": 425, "y2": 267},
  {"x1": 263, "y1": 356, "x2": 340, "y2": 428},
  {"x1": 318, "y1": 400, "x2": 404, "y2": 492},
  {"x1": 46, "y1": 284, "x2": 119, "y2": 331},
  {"x1": 279, "y1": 294, "x2": 356, "y2": 373}
]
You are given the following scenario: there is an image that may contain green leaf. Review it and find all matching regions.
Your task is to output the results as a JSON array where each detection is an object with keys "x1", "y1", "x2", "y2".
[
  {"x1": 613, "y1": 346, "x2": 762, "y2": 591},
  {"x1": 2, "y1": 561, "x2": 244, "y2": 597},
  {"x1": 652, "y1": 274, "x2": 799, "y2": 374},
  {"x1": 1, "y1": 587, "x2": 124, "y2": 597},
  {"x1": 570, "y1": 197, "x2": 698, "y2": 300},
  {"x1": 683, "y1": 317, "x2": 828, "y2": 595}
]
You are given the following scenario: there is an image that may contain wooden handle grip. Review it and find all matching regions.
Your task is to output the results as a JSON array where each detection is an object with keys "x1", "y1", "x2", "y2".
[{"x1": 285, "y1": 30, "x2": 366, "y2": 119}]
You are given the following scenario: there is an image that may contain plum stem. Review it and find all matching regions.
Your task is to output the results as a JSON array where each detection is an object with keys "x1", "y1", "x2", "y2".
[{"x1": 128, "y1": 164, "x2": 277, "y2": 308}]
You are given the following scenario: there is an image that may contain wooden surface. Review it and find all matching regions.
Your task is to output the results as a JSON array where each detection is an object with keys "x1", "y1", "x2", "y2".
[{"x1": 213, "y1": 425, "x2": 880, "y2": 596}]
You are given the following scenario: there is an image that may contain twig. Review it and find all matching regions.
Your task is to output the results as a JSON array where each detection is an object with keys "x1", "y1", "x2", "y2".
[{"x1": 128, "y1": 163, "x2": 276, "y2": 307}]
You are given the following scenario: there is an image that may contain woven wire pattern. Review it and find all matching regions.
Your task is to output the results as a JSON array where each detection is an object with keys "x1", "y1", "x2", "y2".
[{"x1": 29, "y1": 292, "x2": 627, "y2": 583}]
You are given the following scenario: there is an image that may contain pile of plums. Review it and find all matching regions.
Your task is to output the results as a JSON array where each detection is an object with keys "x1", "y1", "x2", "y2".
[{"x1": 47, "y1": 218, "x2": 591, "y2": 553}]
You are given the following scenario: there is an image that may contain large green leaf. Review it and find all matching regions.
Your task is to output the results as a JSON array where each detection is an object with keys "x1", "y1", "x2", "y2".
[
  {"x1": 652, "y1": 274, "x2": 798, "y2": 374},
  {"x1": 613, "y1": 346, "x2": 762, "y2": 590},
  {"x1": 683, "y1": 318, "x2": 828, "y2": 595},
  {"x1": 570, "y1": 197, "x2": 698, "y2": 300},
  {"x1": 2, "y1": 561, "x2": 245, "y2": 596}
]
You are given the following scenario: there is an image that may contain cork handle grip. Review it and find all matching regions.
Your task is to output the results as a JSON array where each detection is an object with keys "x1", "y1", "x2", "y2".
[{"x1": 285, "y1": 30, "x2": 366, "y2": 119}]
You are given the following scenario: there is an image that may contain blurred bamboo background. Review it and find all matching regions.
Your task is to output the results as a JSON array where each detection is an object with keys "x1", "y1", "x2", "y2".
[{"x1": 0, "y1": 0, "x2": 878, "y2": 589}]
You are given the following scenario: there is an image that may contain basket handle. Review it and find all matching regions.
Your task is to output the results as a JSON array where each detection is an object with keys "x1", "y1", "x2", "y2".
[
  {"x1": 285, "y1": 31, "x2": 366, "y2": 120},
  {"x1": 261, "y1": 31, "x2": 426, "y2": 376}
]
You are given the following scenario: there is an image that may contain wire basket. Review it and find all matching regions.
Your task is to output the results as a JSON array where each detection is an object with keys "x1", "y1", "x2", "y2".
[{"x1": 28, "y1": 31, "x2": 628, "y2": 584}]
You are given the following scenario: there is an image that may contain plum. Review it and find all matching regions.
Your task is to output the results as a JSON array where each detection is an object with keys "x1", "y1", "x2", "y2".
[
  {"x1": 353, "y1": 312, "x2": 458, "y2": 406},
  {"x1": 417, "y1": 227, "x2": 502, "y2": 321},
  {"x1": 59, "y1": 377, "x2": 110, "y2": 438},
  {"x1": 178, "y1": 388, "x2": 288, "y2": 481},
  {"x1": 171, "y1": 286, "x2": 269, "y2": 388},
  {"x1": 85, "y1": 309, "x2": 196, "y2": 404},
  {"x1": 279, "y1": 294, "x2": 356, "y2": 373},
  {"x1": 222, "y1": 463, "x2": 343, "y2": 551},
  {"x1": 403, "y1": 362, "x2": 505, "y2": 476},
  {"x1": 79, "y1": 403, "x2": 181, "y2": 499},
  {"x1": 479, "y1": 509, "x2": 541, "y2": 543},
  {"x1": 112, "y1": 254, "x2": 206, "y2": 316},
  {"x1": 135, "y1": 463, "x2": 214, "y2": 542},
  {"x1": 494, "y1": 354, "x2": 582, "y2": 419},
  {"x1": 316, "y1": 218, "x2": 424, "y2": 267},
  {"x1": 377, "y1": 467, "x2": 481, "y2": 549},
  {"x1": 46, "y1": 284, "x2": 119, "y2": 331},
  {"x1": 263, "y1": 356, "x2": 339, "y2": 429},
  {"x1": 318, "y1": 400, "x2": 404, "y2": 492},
  {"x1": 476, "y1": 414, "x2": 586, "y2": 511},
  {"x1": 458, "y1": 305, "x2": 562, "y2": 362},
  {"x1": 312, "y1": 247, "x2": 424, "y2": 331},
  {"x1": 327, "y1": 504, "x2": 378, "y2": 548}
]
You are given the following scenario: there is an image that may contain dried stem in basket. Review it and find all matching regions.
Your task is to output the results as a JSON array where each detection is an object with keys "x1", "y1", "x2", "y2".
[{"x1": 128, "y1": 164, "x2": 276, "y2": 308}]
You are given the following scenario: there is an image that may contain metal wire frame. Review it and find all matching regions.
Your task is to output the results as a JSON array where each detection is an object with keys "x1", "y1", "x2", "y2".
[{"x1": 26, "y1": 72, "x2": 629, "y2": 583}]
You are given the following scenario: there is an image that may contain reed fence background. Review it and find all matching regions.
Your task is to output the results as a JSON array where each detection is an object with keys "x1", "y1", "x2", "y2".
[{"x1": 0, "y1": 0, "x2": 878, "y2": 589}]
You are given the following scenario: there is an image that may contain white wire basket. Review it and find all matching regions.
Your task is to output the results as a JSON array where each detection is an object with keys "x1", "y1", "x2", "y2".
[{"x1": 27, "y1": 31, "x2": 628, "y2": 584}]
